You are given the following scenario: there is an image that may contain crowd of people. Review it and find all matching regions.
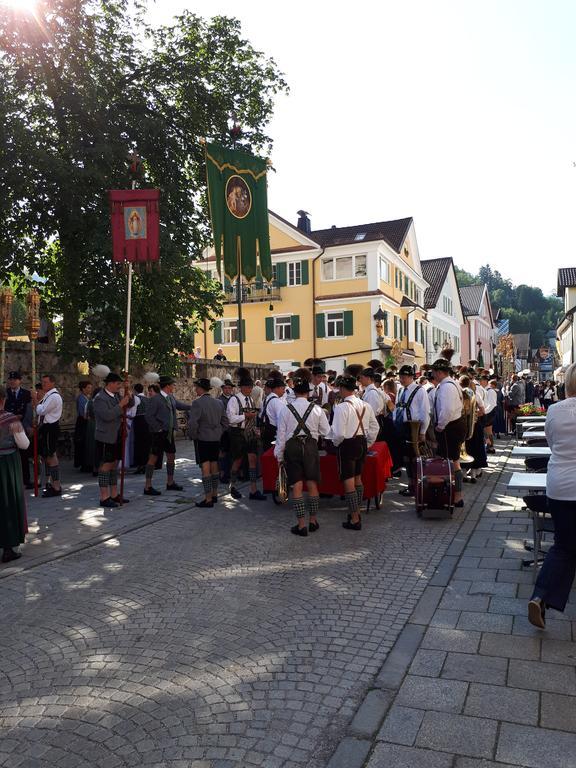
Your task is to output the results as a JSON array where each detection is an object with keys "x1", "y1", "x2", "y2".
[{"x1": 0, "y1": 355, "x2": 564, "y2": 562}]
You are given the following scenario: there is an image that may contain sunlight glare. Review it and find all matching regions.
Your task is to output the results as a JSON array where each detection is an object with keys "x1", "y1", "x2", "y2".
[{"x1": 0, "y1": 0, "x2": 37, "y2": 11}]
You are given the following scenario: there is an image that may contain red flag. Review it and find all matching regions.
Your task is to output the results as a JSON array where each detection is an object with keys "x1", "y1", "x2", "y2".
[{"x1": 109, "y1": 189, "x2": 160, "y2": 264}]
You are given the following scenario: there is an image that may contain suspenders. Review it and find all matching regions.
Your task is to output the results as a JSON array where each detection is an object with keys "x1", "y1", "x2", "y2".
[
  {"x1": 287, "y1": 403, "x2": 314, "y2": 438},
  {"x1": 345, "y1": 401, "x2": 366, "y2": 437}
]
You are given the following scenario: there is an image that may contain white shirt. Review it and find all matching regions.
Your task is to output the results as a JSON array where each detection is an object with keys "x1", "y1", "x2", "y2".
[
  {"x1": 362, "y1": 383, "x2": 389, "y2": 416},
  {"x1": 36, "y1": 388, "x2": 63, "y2": 424},
  {"x1": 394, "y1": 382, "x2": 430, "y2": 436},
  {"x1": 483, "y1": 386, "x2": 497, "y2": 415},
  {"x1": 274, "y1": 398, "x2": 330, "y2": 462},
  {"x1": 226, "y1": 393, "x2": 255, "y2": 428},
  {"x1": 311, "y1": 380, "x2": 329, "y2": 406},
  {"x1": 474, "y1": 383, "x2": 485, "y2": 413},
  {"x1": 434, "y1": 377, "x2": 463, "y2": 431},
  {"x1": 260, "y1": 393, "x2": 285, "y2": 428},
  {"x1": 285, "y1": 386, "x2": 296, "y2": 404},
  {"x1": 331, "y1": 395, "x2": 380, "y2": 447},
  {"x1": 545, "y1": 398, "x2": 576, "y2": 500}
]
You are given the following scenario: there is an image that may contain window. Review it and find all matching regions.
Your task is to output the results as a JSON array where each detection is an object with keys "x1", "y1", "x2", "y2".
[
  {"x1": 379, "y1": 257, "x2": 390, "y2": 282},
  {"x1": 454, "y1": 336, "x2": 460, "y2": 352},
  {"x1": 272, "y1": 264, "x2": 278, "y2": 282},
  {"x1": 321, "y1": 254, "x2": 366, "y2": 280},
  {"x1": 288, "y1": 262, "x2": 301, "y2": 286},
  {"x1": 274, "y1": 315, "x2": 292, "y2": 341},
  {"x1": 354, "y1": 232, "x2": 367, "y2": 241},
  {"x1": 326, "y1": 311, "x2": 345, "y2": 337},
  {"x1": 442, "y1": 296, "x2": 453, "y2": 316},
  {"x1": 222, "y1": 320, "x2": 238, "y2": 344}
]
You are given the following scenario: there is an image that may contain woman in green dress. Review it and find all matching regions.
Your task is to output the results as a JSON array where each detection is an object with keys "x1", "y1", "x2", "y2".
[{"x1": 0, "y1": 386, "x2": 28, "y2": 563}]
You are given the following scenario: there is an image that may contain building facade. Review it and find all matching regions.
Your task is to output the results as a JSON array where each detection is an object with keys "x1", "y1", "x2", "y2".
[
  {"x1": 194, "y1": 211, "x2": 430, "y2": 371},
  {"x1": 556, "y1": 268, "x2": 576, "y2": 369},
  {"x1": 459, "y1": 284, "x2": 497, "y2": 367},
  {"x1": 420, "y1": 257, "x2": 465, "y2": 364}
]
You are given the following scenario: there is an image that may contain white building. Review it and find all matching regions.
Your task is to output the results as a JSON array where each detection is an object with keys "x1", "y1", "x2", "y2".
[
  {"x1": 420, "y1": 257, "x2": 464, "y2": 364},
  {"x1": 556, "y1": 268, "x2": 576, "y2": 368}
]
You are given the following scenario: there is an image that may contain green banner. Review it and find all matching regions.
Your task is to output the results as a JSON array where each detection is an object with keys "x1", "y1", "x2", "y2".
[{"x1": 205, "y1": 142, "x2": 272, "y2": 282}]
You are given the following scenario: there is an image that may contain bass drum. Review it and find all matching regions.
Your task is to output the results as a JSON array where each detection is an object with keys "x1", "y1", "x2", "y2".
[{"x1": 415, "y1": 457, "x2": 455, "y2": 519}]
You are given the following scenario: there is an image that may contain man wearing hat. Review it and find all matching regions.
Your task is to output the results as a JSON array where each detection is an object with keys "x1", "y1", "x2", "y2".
[
  {"x1": 144, "y1": 376, "x2": 192, "y2": 495},
  {"x1": 331, "y1": 374, "x2": 379, "y2": 530},
  {"x1": 32, "y1": 374, "x2": 63, "y2": 498},
  {"x1": 5, "y1": 371, "x2": 33, "y2": 489},
  {"x1": 187, "y1": 379, "x2": 228, "y2": 507},
  {"x1": 311, "y1": 366, "x2": 329, "y2": 407},
  {"x1": 93, "y1": 372, "x2": 132, "y2": 507},
  {"x1": 226, "y1": 369, "x2": 266, "y2": 500},
  {"x1": 260, "y1": 375, "x2": 286, "y2": 453},
  {"x1": 393, "y1": 365, "x2": 430, "y2": 496},
  {"x1": 218, "y1": 378, "x2": 234, "y2": 484},
  {"x1": 431, "y1": 358, "x2": 466, "y2": 506}
]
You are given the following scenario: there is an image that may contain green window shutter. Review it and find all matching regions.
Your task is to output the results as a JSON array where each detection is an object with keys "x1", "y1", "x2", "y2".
[
  {"x1": 384, "y1": 312, "x2": 389, "y2": 336},
  {"x1": 240, "y1": 319, "x2": 246, "y2": 343},
  {"x1": 213, "y1": 321, "x2": 222, "y2": 344},
  {"x1": 343, "y1": 310, "x2": 353, "y2": 336},
  {"x1": 265, "y1": 317, "x2": 275, "y2": 341},
  {"x1": 291, "y1": 361, "x2": 301, "y2": 367},
  {"x1": 395, "y1": 269, "x2": 398, "y2": 288},
  {"x1": 301, "y1": 260, "x2": 309, "y2": 285},
  {"x1": 291, "y1": 315, "x2": 300, "y2": 339},
  {"x1": 277, "y1": 262, "x2": 287, "y2": 287},
  {"x1": 316, "y1": 313, "x2": 326, "y2": 338}
]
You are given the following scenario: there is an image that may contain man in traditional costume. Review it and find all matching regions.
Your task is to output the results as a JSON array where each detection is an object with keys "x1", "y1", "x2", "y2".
[
  {"x1": 432, "y1": 358, "x2": 466, "y2": 507},
  {"x1": 33, "y1": 374, "x2": 63, "y2": 498},
  {"x1": 393, "y1": 365, "x2": 430, "y2": 496},
  {"x1": 188, "y1": 378, "x2": 228, "y2": 507},
  {"x1": 93, "y1": 372, "x2": 132, "y2": 508},
  {"x1": 226, "y1": 368, "x2": 266, "y2": 501},
  {"x1": 5, "y1": 371, "x2": 33, "y2": 489},
  {"x1": 260, "y1": 374, "x2": 286, "y2": 453}
]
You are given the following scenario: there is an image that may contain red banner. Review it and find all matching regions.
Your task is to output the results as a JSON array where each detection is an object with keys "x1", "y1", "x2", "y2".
[{"x1": 109, "y1": 189, "x2": 160, "y2": 264}]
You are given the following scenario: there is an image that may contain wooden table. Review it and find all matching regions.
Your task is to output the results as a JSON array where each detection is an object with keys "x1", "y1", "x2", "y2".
[
  {"x1": 507, "y1": 472, "x2": 547, "y2": 492},
  {"x1": 511, "y1": 447, "x2": 551, "y2": 457}
]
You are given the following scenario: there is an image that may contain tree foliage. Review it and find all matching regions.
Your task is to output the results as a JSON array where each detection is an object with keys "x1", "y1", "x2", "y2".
[
  {"x1": 455, "y1": 264, "x2": 562, "y2": 346},
  {"x1": 0, "y1": 0, "x2": 287, "y2": 371}
]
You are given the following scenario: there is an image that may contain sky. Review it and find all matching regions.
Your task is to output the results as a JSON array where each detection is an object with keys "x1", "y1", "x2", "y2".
[{"x1": 149, "y1": 0, "x2": 576, "y2": 296}]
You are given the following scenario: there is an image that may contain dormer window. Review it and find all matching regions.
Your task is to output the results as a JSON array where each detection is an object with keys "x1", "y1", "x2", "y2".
[{"x1": 354, "y1": 232, "x2": 367, "y2": 241}]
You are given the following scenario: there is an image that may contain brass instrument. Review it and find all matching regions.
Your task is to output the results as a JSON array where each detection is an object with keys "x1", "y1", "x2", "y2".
[
  {"x1": 459, "y1": 388, "x2": 477, "y2": 465},
  {"x1": 407, "y1": 420, "x2": 423, "y2": 457}
]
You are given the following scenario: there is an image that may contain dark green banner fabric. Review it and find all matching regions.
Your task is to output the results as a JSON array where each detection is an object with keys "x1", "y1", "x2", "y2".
[{"x1": 205, "y1": 143, "x2": 272, "y2": 282}]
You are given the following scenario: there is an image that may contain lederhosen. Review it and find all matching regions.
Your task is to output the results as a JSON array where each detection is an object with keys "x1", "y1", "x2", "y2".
[
  {"x1": 229, "y1": 395, "x2": 258, "y2": 459},
  {"x1": 283, "y1": 402, "x2": 319, "y2": 486},
  {"x1": 394, "y1": 385, "x2": 422, "y2": 472},
  {"x1": 435, "y1": 380, "x2": 467, "y2": 461},
  {"x1": 218, "y1": 395, "x2": 231, "y2": 453},
  {"x1": 337, "y1": 402, "x2": 368, "y2": 481},
  {"x1": 260, "y1": 394, "x2": 278, "y2": 453},
  {"x1": 38, "y1": 393, "x2": 61, "y2": 458}
]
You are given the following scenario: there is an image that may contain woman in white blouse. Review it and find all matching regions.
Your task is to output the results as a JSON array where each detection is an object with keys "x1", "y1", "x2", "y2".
[{"x1": 528, "y1": 363, "x2": 576, "y2": 628}]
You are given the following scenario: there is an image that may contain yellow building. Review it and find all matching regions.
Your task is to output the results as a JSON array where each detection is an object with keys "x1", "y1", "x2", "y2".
[{"x1": 194, "y1": 211, "x2": 430, "y2": 372}]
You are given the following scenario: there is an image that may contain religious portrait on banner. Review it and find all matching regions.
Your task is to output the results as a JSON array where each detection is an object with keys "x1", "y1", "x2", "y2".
[
  {"x1": 124, "y1": 206, "x2": 147, "y2": 239},
  {"x1": 225, "y1": 175, "x2": 252, "y2": 219}
]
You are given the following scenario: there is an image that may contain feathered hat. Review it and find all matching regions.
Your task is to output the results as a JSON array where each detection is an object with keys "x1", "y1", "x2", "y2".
[
  {"x1": 440, "y1": 347, "x2": 455, "y2": 362},
  {"x1": 210, "y1": 376, "x2": 224, "y2": 389},
  {"x1": 235, "y1": 366, "x2": 253, "y2": 387},
  {"x1": 366, "y1": 359, "x2": 385, "y2": 371},
  {"x1": 292, "y1": 367, "x2": 312, "y2": 394},
  {"x1": 344, "y1": 363, "x2": 364, "y2": 380},
  {"x1": 143, "y1": 371, "x2": 160, "y2": 385},
  {"x1": 304, "y1": 357, "x2": 325, "y2": 369},
  {"x1": 91, "y1": 364, "x2": 111, "y2": 380}
]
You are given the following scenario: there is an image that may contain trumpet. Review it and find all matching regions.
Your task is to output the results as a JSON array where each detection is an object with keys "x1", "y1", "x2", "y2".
[{"x1": 459, "y1": 389, "x2": 477, "y2": 465}]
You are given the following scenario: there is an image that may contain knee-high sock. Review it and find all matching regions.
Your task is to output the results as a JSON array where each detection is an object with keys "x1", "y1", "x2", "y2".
[
  {"x1": 355, "y1": 484, "x2": 364, "y2": 507},
  {"x1": 293, "y1": 497, "x2": 306, "y2": 520},
  {"x1": 346, "y1": 491, "x2": 359, "y2": 516},
  {"x1": 211, "y1": 474, "x2": 219, "y2": 496},
  {"x1": 109, "y1": 469, "x2": 118, "y2": 488},
  {"x1": 49, "y1": 465, "x2": 60, "y2": 482},
  {"x1": 249, "y1": 468, "x2": 258, "y2": 484},
  {"x1": 98, "y1": 472, "x2": 109, "y2": 491},
  {"x1": 202, "y1": 476, "x2": 212, "y2": 496},
  {"x1": 455, "y1": 469, "x2": 463, "y2": 493},
  {"x1": 166, "y1": 461, "x2": 175, "y2": 479},
  {"x1": 145, "y1": 465, "x2": 155, "y2": 481},
  {"x1": 307, "y1": 495, "x2": 319, "y2": 519}
]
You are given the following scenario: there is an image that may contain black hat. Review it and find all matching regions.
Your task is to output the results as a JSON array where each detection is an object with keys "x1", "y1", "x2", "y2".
[
  {"x1": 398, "y1": 365, "x2": 415, "y2": 377},
  {"x1": 373, "y1": 372, "x2": 382, "y2": 384},
  {"x1": 431, "y1": 358, "x2": 452, "y2": 372},
  {"x1": 337, "y1": 374, "x2": 358, "y2": 391},
  {"x1": 311, "y1": 365, "x2": 324, "y2": 375},
  {"x1": 7, "y1": 371, "x2": 22, "y2": 380},
  {"x1": 194, "y1": 378, "x2": 211, "y2": 391},
  {"x1": 266, "y1": 377, "x2": 286, "y2": 389},
  {"x1": 104, "y1": 372, "x2": 123, "y2": 383},
  {"x1": 159, "y1": 375, "x2": 176, "y2": 388},
  {"x1": 361, "y1": 368, "x2": 376, "y2": 379}
]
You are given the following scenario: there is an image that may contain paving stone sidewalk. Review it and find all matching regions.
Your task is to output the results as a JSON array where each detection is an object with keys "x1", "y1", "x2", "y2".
[
  {"x1": 335, "y1": 443, "x2": 576, "y2": 768},
  {"x1": 0, "y1": 440, "x2": 501, "y2": 767}
]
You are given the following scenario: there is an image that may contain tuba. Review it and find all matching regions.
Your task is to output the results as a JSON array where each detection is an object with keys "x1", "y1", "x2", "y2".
[{"x1": 459, "y1": 388, "x2": 477, "y2": 464}]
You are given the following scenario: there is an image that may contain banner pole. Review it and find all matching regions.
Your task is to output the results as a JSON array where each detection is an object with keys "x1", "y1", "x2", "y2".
[
  {"x1": 0, "y1": 339, "x2": 5, "y2": 384},
  {"x1": 237, "y1": 242, "x2": 244, "y2": 367},
  {"x1": 31, "y1": 339, "x2": 39, "y2": 496}
]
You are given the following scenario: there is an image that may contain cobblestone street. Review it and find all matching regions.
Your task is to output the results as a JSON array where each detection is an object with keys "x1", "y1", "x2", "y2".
[{"x1": 1, "y1": 439, "x2": 575, "y2": 767}]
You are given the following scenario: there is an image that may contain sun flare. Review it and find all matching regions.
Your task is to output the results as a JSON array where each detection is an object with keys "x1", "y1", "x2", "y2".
[{"x1": 0, "y1": 0, "x2": 38, "y2": 11}]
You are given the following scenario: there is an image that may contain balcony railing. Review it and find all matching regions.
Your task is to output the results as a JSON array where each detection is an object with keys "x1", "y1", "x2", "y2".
[{"x1": 224, "y1": 280, "x2": 281, "y2": 304}]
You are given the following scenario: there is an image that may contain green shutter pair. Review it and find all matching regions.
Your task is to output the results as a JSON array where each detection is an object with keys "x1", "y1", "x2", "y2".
[
  {"x1": 213, "y1": 319, "x2": 246, "y2": 343},
  {"x1": 275, "y1": 260, "x2": 309, "y2": 287},
  {"x1": 315, "y1": 311, "x2": 353, "y2": 337},
  {"x1": 265, "y1": 315, "x2": 300, "y2": 340}
]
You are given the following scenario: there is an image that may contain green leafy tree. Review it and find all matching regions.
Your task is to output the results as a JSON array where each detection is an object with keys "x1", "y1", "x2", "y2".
[{"x1": 0, "y1": 1, "x2": 287, "y2": 370}]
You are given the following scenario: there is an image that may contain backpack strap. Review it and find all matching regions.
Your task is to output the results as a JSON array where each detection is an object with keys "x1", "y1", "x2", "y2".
[{"x1": 287, "y1": 402, "x2": 314, "y2": 438}]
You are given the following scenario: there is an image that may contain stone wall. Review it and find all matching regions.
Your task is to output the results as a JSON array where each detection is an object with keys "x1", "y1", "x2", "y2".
[{"x1": 3, "y1": 342, "x2": 274, "y2": 428}]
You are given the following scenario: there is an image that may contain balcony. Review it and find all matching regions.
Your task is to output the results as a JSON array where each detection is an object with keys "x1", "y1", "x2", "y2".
[{"x1": 224, "y1": 280, "x2": 281, "y2": 304}]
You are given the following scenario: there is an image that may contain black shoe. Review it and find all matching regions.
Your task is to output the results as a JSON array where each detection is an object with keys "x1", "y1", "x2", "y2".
[
  {"x1": 230, "y1": 487, "x2": 242, "y2": 500},
  {"x1": 455, "y1": 499, "x2": 464, "y2": 508},
  {"x1": 100, "y1": 497, "x2": 119, "y2": 508},
  {"x1": 113, "y1": 496, "x2": 130, "y2": 504},
  {"x1": 249, "y1": 491, "x2": 267, "y2": 501},
  {"x1": 211, "y1": 496, "x2": 218, "y2": 504},
  {"x1": 398, "y1": 488, "x2": 414, "y2": 497},
  {"x1": 528, "y1": 597, "x2": 546, "y2": 629},
  {"x1": 42, "y1": 486, "x2": 61, "y2": 498},
  {"x1": 1, "y1": 548, "x2": 22, "y2": 563},
  {"x1": 342, "y1": 520, "x2": 362, "y2": 531},
  {"x1": 166, "y1": 483, "x2": 183, "y2": 491},
  {"x1": 291, "y1": 524, "x2": 308, "y2": 537},
  {"x1": 144, "y1": 487, "x2": 162, "y2": 496},
  {"x1": 195, "y1": 499, "x2": 214, "y2": 508},
  {"x1": 309, "y1": 521, "x2": 320, "y2": 533}
]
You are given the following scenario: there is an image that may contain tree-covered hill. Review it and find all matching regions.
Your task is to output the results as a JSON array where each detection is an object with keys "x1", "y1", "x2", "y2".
[{"x1": 455, "y1": 265, "x2": 563, "y2": 347}]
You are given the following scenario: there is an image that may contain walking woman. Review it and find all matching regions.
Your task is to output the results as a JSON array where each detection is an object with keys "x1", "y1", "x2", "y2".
[
  {"x1": 0, "y1": 386, "x2": 29, "y2": 563},
  {"x1": 528, "y1": 363, "x2": 576, "y2": 628},
  {"x1": 541, "y1": 380, "x2": 556, "y2": 412}
]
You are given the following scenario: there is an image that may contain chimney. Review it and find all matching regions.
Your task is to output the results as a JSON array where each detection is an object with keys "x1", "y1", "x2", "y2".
[{"x1": 296, "y1": 210, "x2": 311, "y2": 234}]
